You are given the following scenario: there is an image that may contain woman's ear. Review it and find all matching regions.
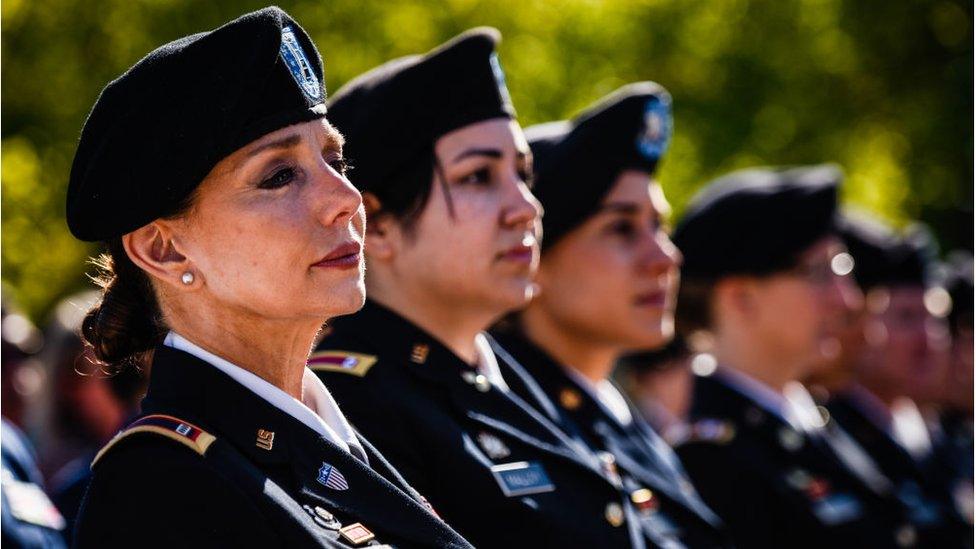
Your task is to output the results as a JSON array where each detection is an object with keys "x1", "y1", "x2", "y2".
[
  {"x1": 122, "y1": 221, "x2": 199, "y2": 290},
  {"x1": 363, "y1": 193, "x2": 396, "y2": 261},
  {"x1": 715, "y1": 277, "x2": 758, "y2": 322}
]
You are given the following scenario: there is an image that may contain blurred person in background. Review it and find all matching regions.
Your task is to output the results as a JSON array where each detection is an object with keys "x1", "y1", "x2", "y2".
[
  {"x1": 64, "y1": 7, "x2": 470, "y2": 547},
  {"x1": 2, "y1": 307, "x2": 67, "y2": 548},
  {"x1": 828, "y1": 217, "x2": 957, "y2": 482},
  {"x1": 807, "y1": 213, "x2": 972, "y2": 542},
  {"x1": 37, "y1": 292, "x2": 149, "y2": 542},
  {"x1": 619, "y1": 336, "x2": 696, "y2": 444},
  {"x1": 1, "y1": 302, "x2": 46, "y2": 431},
  {"x1": 670, "y1": 166, "x2": 931, "y2": 548},
  {"x1": 930, "y1": 250, "x2": 974, "y2": 521},
  {"x1": 491, "y1": 83, "x2": 729, "y2": 547},
  {"x1": 311, "y1": 30, "x2": 648, "y2": 548}
]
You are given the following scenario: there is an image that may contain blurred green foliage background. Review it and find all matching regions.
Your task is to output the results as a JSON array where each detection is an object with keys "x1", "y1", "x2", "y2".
[{"x1": 2, "y1": 0, "x2": 972, "y2": 321}]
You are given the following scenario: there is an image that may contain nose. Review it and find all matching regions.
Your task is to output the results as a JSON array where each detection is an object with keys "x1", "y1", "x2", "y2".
[
  {"x1": 313, "y1": 163, "x2": 363, "y2": 228},
  {"x1": 638, "y1": 230, "x2": 682, "y2": 276},
  {"x1": 501, "y1": 177, "x2": 543, "y2": 230}
]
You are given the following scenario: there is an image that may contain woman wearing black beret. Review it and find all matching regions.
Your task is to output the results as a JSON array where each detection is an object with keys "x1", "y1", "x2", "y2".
[
  {"x1": 491, "y1": 83, "x2": 732, "y2": 547},
  {"x1": 310, "y1": 29, "x2": 647, "y2": 548},
  {"x1": 67, "y1": 7, "x2": 471, "y2": 548}
]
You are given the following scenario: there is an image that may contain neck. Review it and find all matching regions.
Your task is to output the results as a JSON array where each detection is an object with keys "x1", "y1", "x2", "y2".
[
  {"x1": 165, "y1": 300, "x2": 319, "y2": 400},
  {"x1": 367, "y1": 279, "x2": 496, "y2": 365},
  {"x1": 712, "y1": 330, "x2": 799, "y2": 392},
  {"x1": 520, "y1": 305, "x2": 619, "y2": 384}
]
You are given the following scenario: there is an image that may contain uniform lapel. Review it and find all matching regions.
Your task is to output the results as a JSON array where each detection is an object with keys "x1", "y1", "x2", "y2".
[{"x1": 144, "y1": 345, "x2": 462, "y2": 547}]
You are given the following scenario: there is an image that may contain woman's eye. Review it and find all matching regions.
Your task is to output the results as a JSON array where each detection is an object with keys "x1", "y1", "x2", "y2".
[
  {"x1": 518, "y1": 168, "x2": 534, "y2": 188},
  {"x1": 610, "y1": 220, "x2": 637, "y2": 237},
  {"x1": 457, "y1": 168, "x2": 491, "y2": 186},
  {"x1": 258, "y1": 166, "x2": 297, "y2": 190},
  {"x1": 328, "y1": 157, "x2": 349, "y2": 175}
]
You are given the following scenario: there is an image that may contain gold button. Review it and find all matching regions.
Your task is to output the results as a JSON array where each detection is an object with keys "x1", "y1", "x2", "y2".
[
  {"x1": 895, "y1": 524, "x2": 917, "y2": 547},
  {"x1": 605, "y1": 502, "x2": 624, "y2": 527}
]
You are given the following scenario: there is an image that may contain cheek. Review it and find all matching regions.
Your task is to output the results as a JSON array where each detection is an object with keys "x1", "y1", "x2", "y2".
[{"x1": 190, "y1": 200, "x2": 312, "y2": 293}]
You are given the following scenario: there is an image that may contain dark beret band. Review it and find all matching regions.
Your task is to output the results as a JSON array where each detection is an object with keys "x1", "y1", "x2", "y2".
[
  {"x1": 67, "y1": 6, "x2": 328, "y2": 242},
  {"x1": 325, "y1": 27, "x2": 515, "y2": 197},
  {"x1": 527, "y1": 82, "x2": 673, "y2": 251},
  {"x1": 673, "y1": 164, "x2": 842, "y2": 280}
]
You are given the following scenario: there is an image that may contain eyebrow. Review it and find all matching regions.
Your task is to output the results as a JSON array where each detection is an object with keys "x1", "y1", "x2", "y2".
[
  {"x1": 598, "y1": 202, "x2": 642, "y2": 215},
  {"x1": 245, "y1": 133, "x2": 302, "y2": 158},
  {"x1": 452, "y1": 148, "x2": 503, "y2": 163}
]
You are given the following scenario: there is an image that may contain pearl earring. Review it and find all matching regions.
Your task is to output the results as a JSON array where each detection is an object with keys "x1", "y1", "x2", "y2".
[{"x1": 181, "y1": 271, "x2": 194, "y2": 285}]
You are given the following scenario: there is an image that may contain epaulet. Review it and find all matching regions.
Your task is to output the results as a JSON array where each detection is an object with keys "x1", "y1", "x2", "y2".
[
  {"x1": 673, "y1": 418, "x2": 736, "y2": 446},
  {"x1": 308, "y1": 350, "x2": 377, "y2": 377},
  {"x1": 92, "y1": 414, "x2": 216, "y2": 468}
]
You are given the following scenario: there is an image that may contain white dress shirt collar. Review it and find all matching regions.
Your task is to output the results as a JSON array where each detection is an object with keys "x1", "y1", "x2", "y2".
[
  {"x1": 714, "y1": 366, "x2": 793, "y2": 427},
  {"x1": 163, "y1": 331, "x2": 367, "y2": 462}
]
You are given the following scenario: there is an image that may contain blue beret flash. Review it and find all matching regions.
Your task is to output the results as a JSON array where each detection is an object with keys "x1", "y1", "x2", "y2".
[{"x1": 636, "y1": 98, "x2": 672, "y2": 161}]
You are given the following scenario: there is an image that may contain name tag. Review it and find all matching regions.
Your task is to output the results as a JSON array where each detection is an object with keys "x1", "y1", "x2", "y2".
[
  {"x1": 490, "y1": 461, "x2": 556, "y2": 497},
  {"x1": 812, "y1": 493, "x2": 862, "y2": 525}
]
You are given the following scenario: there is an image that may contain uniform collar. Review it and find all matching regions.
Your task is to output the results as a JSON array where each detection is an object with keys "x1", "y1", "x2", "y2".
[
  {"x1": 713, "y1": 366, "x2": 794, "y2": 427},
  {"x1": 330, "y1": 302, "x2": 609, "y2": 475},
  {"x1": 163, "y1": 331, "x2": 366, "y2": 461},
  {"x1": 495, "y1": 330, "x2": 723, "y2": 527},
  {"x1": 142, "y1": 345, "x2": 465, "y2": 546}
]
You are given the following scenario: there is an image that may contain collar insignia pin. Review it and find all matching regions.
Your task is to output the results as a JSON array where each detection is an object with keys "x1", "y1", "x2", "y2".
[
  {"x1": 255, "y1": 429, "x2": 275, "y2": 451},
  {"x1": 410, "y1": 343, "x2": 429, "y2": 364},
  {"x1": 560, "y1": 388, "x2": 582, "y2": 410}
]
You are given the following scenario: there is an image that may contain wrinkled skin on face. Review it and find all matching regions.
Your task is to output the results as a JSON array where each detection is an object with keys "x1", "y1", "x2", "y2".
[{"x1": 172, "y1": 118, "x2": 366, "y2": 324}]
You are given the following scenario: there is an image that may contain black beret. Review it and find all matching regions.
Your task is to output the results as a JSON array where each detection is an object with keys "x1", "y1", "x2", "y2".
[
  {"x1": 67, "y1": 6, "x2": 328, "y2": 242},
  {"x1": 527, "y1": 82, "x2": 672, "y2": 251},
  {"x1": 836, "y1": 212, "x2": 900, "y2": 290},
  {"x1": 943, "y1": 250, "x2": 974, "y2": 331},
  {"x1": 326, "y1": 27, "x2": 515, "y2": 196},
  {"x1": 673, "y1": 165, "x2": 841, "y2": 280}
]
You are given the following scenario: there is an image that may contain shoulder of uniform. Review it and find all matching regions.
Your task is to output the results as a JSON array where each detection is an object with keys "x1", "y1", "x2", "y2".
[
  {"x1": 308, "y1": 349, "x2": 378, "y2": 377},
  {"x1": 92, "y1": 414, "x2": 216, "y2": 468},
  {"x1": 672, "y1": 418, "x2": 737, "y2": 446}
]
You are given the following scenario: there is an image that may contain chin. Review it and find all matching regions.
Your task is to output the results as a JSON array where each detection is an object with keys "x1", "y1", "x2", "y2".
[{"x1": 492, "y1": 278, "x2": 535, "y2": 311}]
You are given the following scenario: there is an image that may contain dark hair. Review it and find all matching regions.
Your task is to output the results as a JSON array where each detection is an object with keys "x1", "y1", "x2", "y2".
[
  {"x1": 81, "y1": 239, "x2": 165, "y2": 374},
  {"x1": 675, "y1": 278, "x2": 715, "y2": 337},
  {"x1": 80, "y1": 193, "x2": 195, "y2": 374},
  {"x1": 366, "y1": 146, "x2": 458, "y2": 234}
]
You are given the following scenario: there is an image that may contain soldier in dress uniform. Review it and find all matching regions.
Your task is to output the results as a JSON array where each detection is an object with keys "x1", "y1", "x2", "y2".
[
  {"x1": 310, "y1": 30, "x2": 648, "y2": 548},
  {"x1": 490, "y1": 83, "x2": 731, "y2": 548},
  {"x1": 824, "y1": 213, "x2": 973, "y2": 542},
  {"x1": 935, "y1": 250, "x2": 974, "y2": 521},
  {"x1": 670, "y1": 166, "x2": 925, "y2": 548},
  {"x1": 65, "y1": 7, "x2": 471, "y2": 548},
  {"x1": 2, "y1": 320, "x2": 67, "y2": 549}
]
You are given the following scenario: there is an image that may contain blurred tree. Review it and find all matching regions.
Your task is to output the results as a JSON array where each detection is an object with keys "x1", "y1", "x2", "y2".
[{"x1": 2, "y1": 0, "x2": 972, "y2": 320}]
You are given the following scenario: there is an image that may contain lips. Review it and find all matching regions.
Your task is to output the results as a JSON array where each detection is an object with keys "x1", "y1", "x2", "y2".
[
  {"x1": 499, "y1": 234, "x2": 538, "y2": 264},
  {"x1": 313, "y1": 241, "x2": 362, "y2": 270},
  {"x1": 500, "y1": 244, "x2": 534, "y2": 264},
  {"x1": 634, "y1": 290, "x2": 667, "y2": 307}
]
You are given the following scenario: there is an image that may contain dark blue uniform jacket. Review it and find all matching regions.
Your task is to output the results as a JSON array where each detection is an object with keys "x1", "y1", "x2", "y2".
[
  {"x1": 491, "y1": 330, "x2": 732, "y2": 548},
  {"x1": 74, "y1": 345, "x2": 471, "y2": 548},
  {"x1": 313, "y1": 300, "x2": 646, "y2": 548},
  {"x1": 676, "y1": 374, "x2": 920, "y2": 549}
]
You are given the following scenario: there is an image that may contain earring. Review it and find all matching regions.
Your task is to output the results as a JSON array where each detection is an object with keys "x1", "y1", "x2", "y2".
[{"x1": 181, "y1": 271, "x2": 195, "y2": 285}]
